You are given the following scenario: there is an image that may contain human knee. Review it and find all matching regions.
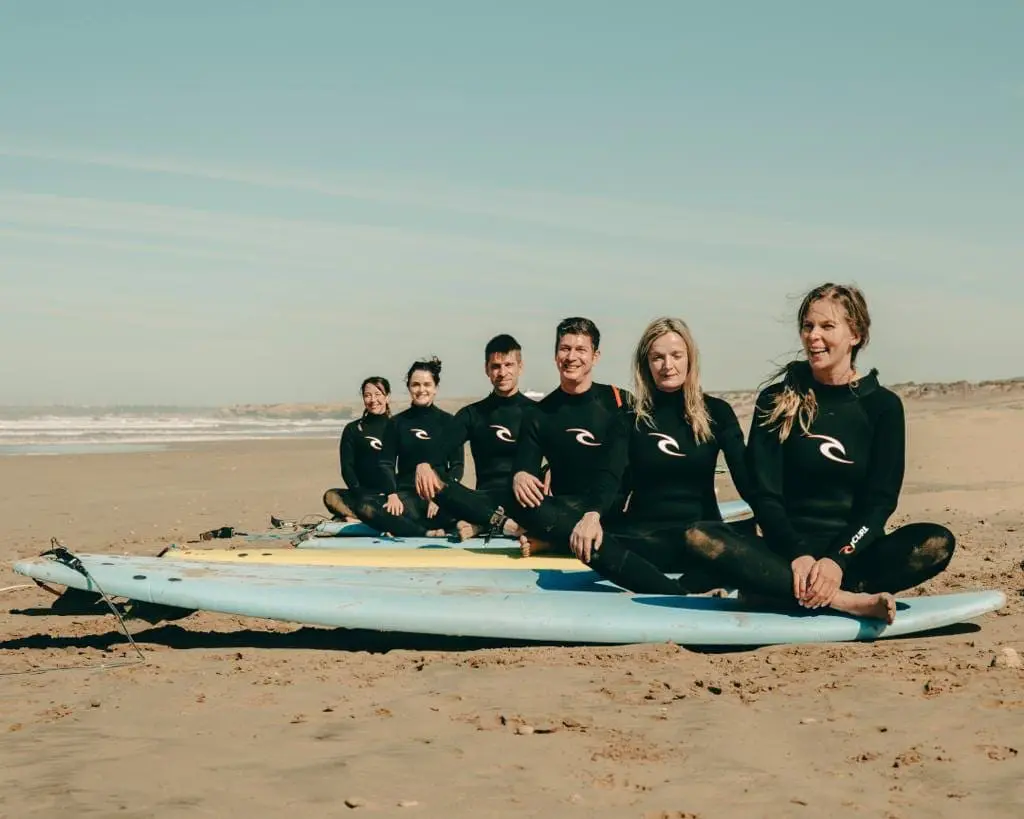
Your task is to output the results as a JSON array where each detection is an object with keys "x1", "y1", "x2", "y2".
[
  {"x1": 683, "y1": 522, "x2": 728, "y2": 560},
  {"x1": 920, "y1": 524, "x2": 956, "y2": 565}
]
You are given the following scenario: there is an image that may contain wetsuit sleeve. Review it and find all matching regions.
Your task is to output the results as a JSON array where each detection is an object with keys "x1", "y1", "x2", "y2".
[
  {"x1": 825, "y1": 393, "x2": 906, "y2": 571},
  {"x1": 437, "y1": 406, "x2": 472, "y2": 471},
  {"x1": 710, "y1": 399, "x2": 756, "y2": 507},
  {"x1": 340, "y1": 424, "x2": 360, "y2": 489},
  {"x1": 513, "y1": 406, "x2": 544, "y2": 478},
  {"x1": 375, "y1": 419, "x2": 399, "y2": 495},
  {"x1": 746, "y1": 390, "x2": 810, "y2": 559},
  {"x1": 444, "y1": 413, "x2": 466, "y2": 484},
  {"x1": 585, "y1": 412, "x2": 629, "y2": 516}
]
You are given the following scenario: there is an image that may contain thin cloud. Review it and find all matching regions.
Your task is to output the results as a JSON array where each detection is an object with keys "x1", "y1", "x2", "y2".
[{"x1": 1, "y1": 143, "x2": 1018, "y2": 273}]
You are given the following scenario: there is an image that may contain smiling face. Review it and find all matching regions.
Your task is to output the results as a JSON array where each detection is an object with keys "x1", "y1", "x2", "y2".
[
  {"x1": 801, "y1": 298, "x2": 861, "y2": 384},
  {"x1": 485, "y1": 351, "x2": 522, "y2": 397},
  {"x1": 646, "y1": 331, "x2": 689, "y2": 392},
  {"x1": 361, "y1": 382, "x2": 389, "y2": 415},
  {"x1": 407, "y1": 369, "x2": 438, "y2": 407},
  {"x1": 555, "y1": 332, "x2": 599, "y2": 392}
]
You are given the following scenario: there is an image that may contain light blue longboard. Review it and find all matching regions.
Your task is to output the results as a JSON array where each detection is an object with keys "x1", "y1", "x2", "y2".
[
  {"x1": 291, "y1": 499, "x2": 754, "y2": 549},
  {"x1": 12, "y1": 551, "x2": 1005, "y2": 646}
]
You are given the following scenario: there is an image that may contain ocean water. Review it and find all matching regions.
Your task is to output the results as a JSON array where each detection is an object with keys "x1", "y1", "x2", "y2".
[{"x1": 0, "y1": 410, "x2": 346, "y2": 456}]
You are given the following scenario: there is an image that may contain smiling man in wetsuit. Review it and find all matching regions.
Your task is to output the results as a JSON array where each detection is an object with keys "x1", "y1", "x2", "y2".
[
  {"x1": 510, "y1": 316, "x2": 632, "y2": 558},
  {"x1": 414, "y1": 334, "x2": 536, "y2": 540}
]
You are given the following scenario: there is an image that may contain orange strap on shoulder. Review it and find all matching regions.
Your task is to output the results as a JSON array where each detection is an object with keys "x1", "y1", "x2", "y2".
[{"x1": 611, "y1": 385, "x2": 622, "y2": 407}]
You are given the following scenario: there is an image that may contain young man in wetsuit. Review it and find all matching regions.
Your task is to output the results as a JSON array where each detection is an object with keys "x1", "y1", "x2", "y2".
[
  {"x1": 510, "y1": 316, "x2": 632, "y2": 559},
  {"x1": 414, "y1": 334, "x2": 536, "y2": 540}
]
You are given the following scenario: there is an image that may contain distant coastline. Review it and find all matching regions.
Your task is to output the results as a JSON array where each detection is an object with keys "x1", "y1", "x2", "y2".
[
  {"x1": 215, "y1": 375, "x2": 1024, "y2": 420},
  {"x1": 3, "y1": 376, "x2": 1021, "y2": 423}
]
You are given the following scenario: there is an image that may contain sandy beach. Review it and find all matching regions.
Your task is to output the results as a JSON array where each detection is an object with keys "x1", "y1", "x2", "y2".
[{"x1": 1, "y1": 383, "x2": 1022, "y2": 818}]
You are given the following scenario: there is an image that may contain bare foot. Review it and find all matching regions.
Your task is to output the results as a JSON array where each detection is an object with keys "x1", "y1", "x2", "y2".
[
  {"x1": 425, "y1": 528, "x2": 447, "y2": 538},
  {"x1": 456, "y1": 521, "x2": 482, "y2": 541},
  {"x1": 503, "y1": 519, "x2": 525, "y2": 538},
  {"x1": 519, "y1": 535, "x2": 553, "y2": 558},
  {"x1": 830, "y1": 591, "x2": 897, "y2": 624}
]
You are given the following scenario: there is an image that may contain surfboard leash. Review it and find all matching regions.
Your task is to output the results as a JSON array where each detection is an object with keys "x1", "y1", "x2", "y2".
[{"x1": 0, "y1": 539, "x2": 148, "y2": 677}]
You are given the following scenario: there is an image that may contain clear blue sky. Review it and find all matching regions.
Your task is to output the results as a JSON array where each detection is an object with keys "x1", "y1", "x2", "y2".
[{"x1": 1, "y1": 1, "x2": 1020, "y2": 405}]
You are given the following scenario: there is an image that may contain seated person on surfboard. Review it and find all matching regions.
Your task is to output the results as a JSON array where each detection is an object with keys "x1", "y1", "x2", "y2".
[
  {"x1": 507, "y1": 317, "x2": 635, "y2": 560},
  {"x1": 596, "y1": 284, "x2": 956, "y2": 624},
  {"x1": 322, "y1": 376, "x2": 395, "y2": 522},
  {"x1": 559, "y1": 316, "x2": 760, "y2": 595},
  {"x1": 352, "y1": 357, "x2": 464, "y2": 537},
  {"x1": 412, "y1": 333, "x2": 537, "y2": 541}
]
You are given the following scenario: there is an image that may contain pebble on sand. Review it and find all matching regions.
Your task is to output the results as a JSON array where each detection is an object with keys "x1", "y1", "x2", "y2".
[
  {"x1": 516, "y1": 724, "x2": 535, "y2": 735},
  {"x1": 397, "y1": 800, "x2": 419, "y2": 808},
  {"x1": 990, "y1": 647, "x2": 1021, "y2": 669},
  {"x1": 344, "y1": 798, "x2": 366, "y2": 808}
]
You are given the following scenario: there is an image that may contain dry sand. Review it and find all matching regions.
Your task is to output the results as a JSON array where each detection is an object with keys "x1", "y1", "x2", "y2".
[{"x1": 1, "y1": 384, "x2": 1022, "y2": 818}]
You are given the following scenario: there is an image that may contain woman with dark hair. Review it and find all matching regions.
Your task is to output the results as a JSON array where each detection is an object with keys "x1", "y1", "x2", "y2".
[
  {"x1": 354, "y1": 357, "x2": 464, "y2": 536},
  {"x1": 632, "y1": 283, "x2": 955, "y2": 623},
  {"x1": 323, "y1": 376, "x2": 394, "y2": 521}
]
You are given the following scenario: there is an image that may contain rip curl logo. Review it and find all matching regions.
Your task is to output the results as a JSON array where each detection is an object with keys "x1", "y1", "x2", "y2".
[
  {"x1": 566, "y1": 427, "x2": 600, "y2": 446},
  {"x1": 410, "y1": 428, "x2": 431, "y2": 440},
  {"x1": 648, "y1": 432, "x2": 684, "y2": 457},
  {"x1": 490, "y1": 424, "x2": 515, "y2": 443},
  {"x1": 840, "y1": 525, "x2": 869, "y2": 555},
  {"x1": 365, "y1": 436, "x2": 383, "y2": 451},
  {"x1": 806, "y1": 433, "x2": 854, "y2": 465}
]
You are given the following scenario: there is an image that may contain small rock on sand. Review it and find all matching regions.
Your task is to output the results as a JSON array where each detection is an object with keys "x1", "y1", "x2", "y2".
[
  {"x1": 397, "y1": 800, "x2": 419, "y2": 808},
  {"x1": 344, "y1": 797, "x2": 366, "y2": 808},
  {"x1": 516, "y1": 724, "x2": 535, "y2": 735},
  {"x1": 990, "y1": 647, "x2": 1021, "y2": 669}
]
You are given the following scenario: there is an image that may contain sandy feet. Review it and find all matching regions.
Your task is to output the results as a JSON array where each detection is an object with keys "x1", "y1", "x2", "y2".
[
  {"x1": 829, "y1": 590, "x2": 897, "y2": 624},
  {"x1": 455, "y1": 521, "x2": 483, "y2": 541},
  {"x1": 519, "y1": 535, "x2": 554, "y2": 558}
]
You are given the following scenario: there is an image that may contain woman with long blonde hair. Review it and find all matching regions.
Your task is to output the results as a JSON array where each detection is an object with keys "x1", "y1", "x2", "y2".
[{"x1": 576, "y1": 317, "x2": 756, "y2": 594}]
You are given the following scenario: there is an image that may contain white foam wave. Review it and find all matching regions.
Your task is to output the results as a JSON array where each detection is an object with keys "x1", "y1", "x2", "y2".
[{"x1": 0, "y1": 414, "x2": 345, "y2": 447}]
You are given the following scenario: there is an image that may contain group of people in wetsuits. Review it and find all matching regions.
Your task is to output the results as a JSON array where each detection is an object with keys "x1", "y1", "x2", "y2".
[{"x1": 322, "y1": 282, "x2": 956, "y2": 624}]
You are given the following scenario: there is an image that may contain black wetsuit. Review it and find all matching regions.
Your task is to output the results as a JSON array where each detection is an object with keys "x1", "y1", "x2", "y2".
[
  {"x1": 632, "y1": 362, "x2": 956, "y2": 598},
  {"x1": 353, "y1": 403, "x2": 464, "y2": 536},
  {"x1": 620, "y1": 392, "x2": 753, "y2": 528},
  {"x1": 431, "y1": 391, "x2": 536, "y2": 528},
  {"x1": 510, "y1": 382, "x2": 632, "y2": 544},
  {"x1": 323, "y1": 413, "x2": 396, "y2": 517},
  {"x1": 591, "y1": 392, "x2": 756, "y2": 587}
]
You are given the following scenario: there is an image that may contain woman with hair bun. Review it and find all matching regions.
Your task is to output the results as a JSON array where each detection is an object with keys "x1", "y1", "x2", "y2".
[{"x1": 353, "y1": 357, "x2": 464, "y2": 536}]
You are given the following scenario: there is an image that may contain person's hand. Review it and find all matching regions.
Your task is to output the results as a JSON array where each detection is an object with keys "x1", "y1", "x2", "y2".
[
  {"x1": 790, "y1": 555, "x2": 817, "y2": 602},
  {"x1": 569, "y1": 512, "x2": 603, "y2": 563},
  {"x1": 384, "y1": 493, "x2": 404, "y2": 516},
  {"x1": 512, "y1": 471, "x2": 545, "y2": 508},
  {"x1": 426, "y1": 501, "x2": 440, "y2": 519},
  {"x1": 542, "y1": 469, "x2": 552, "y2": 496},
  {"x1": 415, "y1": 463, "x2": 444, "y2": 500},
  {"x1": 803, "y1": 558, "x2": 843, "y2": 608}
]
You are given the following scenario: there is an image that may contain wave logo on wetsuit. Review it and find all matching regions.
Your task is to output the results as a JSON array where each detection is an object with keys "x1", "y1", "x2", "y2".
[
  {"x1": 566, "y1": 428, "x2": 601, "y2": 447},
  {"x1": 806, "y1": 433, "x2": 854, "y2": 465},
  {"x1": 648, "y1": 432, "x2": 685, "y2": 457},
  {"x1": 490, "y1": 424, "x2": 515, "y2": 443},
  {"x1": 365, "y1": 436, "x2": 383, "y2": 451},
  {"x1": 410, "y1": 428, "x2": 431, "y2": 440}
]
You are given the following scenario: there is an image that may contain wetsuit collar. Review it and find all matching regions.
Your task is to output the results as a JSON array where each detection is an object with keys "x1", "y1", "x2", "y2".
[{"x1": 785, "y1": 360, "x2": 880, "y2": 401}]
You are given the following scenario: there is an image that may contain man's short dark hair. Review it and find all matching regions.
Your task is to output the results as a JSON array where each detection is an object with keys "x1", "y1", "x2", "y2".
[
  {"x1": 484, "y1": 333, "x2": 522, "y2": 360},
  {"x1": 555, "y1": 317, "x2": 600, "y2": 351}
]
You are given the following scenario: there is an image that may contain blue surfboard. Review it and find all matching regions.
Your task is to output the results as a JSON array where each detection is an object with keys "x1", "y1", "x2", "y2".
[{"x1": 12, "y1": 551, "x2": 1005, "y2": 646}]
